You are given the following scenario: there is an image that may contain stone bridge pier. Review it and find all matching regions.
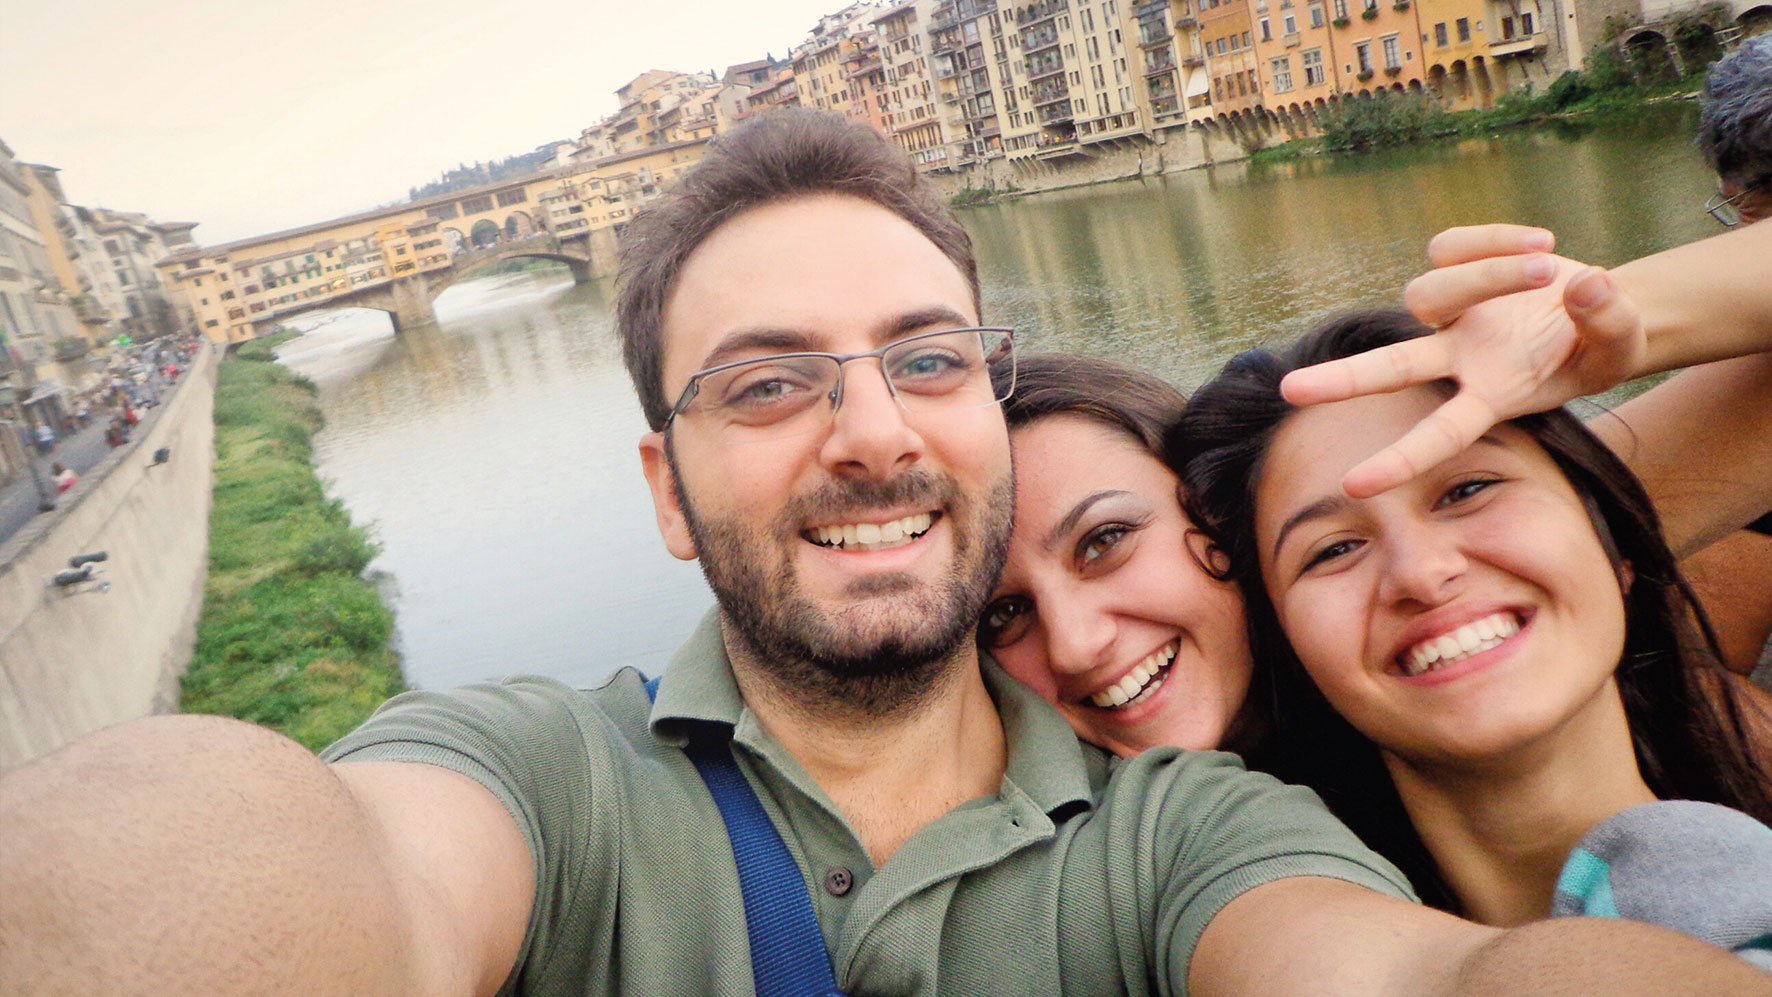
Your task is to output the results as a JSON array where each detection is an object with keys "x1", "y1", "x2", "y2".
[{"x1": 342, "y1": 273, "x2": 443, "y2": 332}]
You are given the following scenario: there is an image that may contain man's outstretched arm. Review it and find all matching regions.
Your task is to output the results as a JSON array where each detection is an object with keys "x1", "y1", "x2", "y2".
[
  {"x1": 0, "y1": 715, "x2": 533, "y2": 996},
  {"x1": 1191, "y1": 877, "x2": 1770, "y2": 995}
]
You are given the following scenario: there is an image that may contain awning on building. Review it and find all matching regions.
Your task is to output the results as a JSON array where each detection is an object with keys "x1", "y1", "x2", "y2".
[{"x1": 1184, "y1": 68, "x2": 1210, "y2": 98}]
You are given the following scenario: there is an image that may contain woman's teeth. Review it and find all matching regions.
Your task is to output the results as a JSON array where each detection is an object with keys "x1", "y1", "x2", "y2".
[
  {"x1": 808, "y1": 513, "x2": 934, "y2": 551},
  {"x1": 1090, "y1": 642, "x2": 1179, "y2": 710},
  {"x1": 1401, "y1": 612, "x2": 1521, "y2": 677}
]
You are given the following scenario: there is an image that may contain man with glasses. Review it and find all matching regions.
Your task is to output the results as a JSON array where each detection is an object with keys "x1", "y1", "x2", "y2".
[
  {"x1": 5, "y1": 110, "x2": 1768, "y2": 995},
  {"x1": 1700, "y1": 35, "x2": 1772, "y2": 229},
  {"x1": 1687, "y1": 32, "x2": 1772, "y2": 676}
]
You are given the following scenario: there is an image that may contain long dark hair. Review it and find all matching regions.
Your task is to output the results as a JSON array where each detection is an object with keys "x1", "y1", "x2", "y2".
[
  {"x1": 993, "y1": 353, "x2": 1272, "y2": 758},
  {"x1": 1167, "y1": 309, "x2": 1772, "y2": 912}
]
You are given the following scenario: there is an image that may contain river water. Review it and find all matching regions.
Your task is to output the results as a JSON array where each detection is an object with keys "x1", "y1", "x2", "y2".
[{"x1": 276, "y1": 103, "x2": 1720, "y2": 691}]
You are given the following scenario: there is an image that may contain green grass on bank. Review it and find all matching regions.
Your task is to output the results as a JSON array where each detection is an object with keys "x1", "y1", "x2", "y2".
[
  {"x1": 1249, "y1": 61, "x2": 1706, "y2": 166},
  {"x1": 182, "y1": 331, "x2": 404, "y2": 750}
]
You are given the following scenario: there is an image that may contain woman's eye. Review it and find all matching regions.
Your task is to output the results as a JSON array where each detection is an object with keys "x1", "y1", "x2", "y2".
[
  {"x1": 1302, "y1": 538, "x2": 1362, "y2": 573},
  {"x1": 980, "y1": 596, "x2": 1032, "y2": 648},
  {"x1": 1436, "y1": 478, "x2": 1499, "y2": 509},
  {"x1": 1080, "y1": 526, "x2": 1128, "y2": 564}
]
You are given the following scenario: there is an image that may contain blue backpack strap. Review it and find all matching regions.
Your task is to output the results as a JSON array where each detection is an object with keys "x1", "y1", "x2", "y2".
[{"x1": 644, "y1": 675, "x2": 844, "y2": 996}]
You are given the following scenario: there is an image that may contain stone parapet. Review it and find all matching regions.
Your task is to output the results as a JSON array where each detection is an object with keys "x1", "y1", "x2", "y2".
[{"x1": 0, "y1": 346, "x2": 217, "y2": 770}]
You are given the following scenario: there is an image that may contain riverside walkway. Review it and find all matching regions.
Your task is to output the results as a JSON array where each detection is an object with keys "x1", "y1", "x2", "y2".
[{"x1": 0, "y1": 378, "x2": 182, "y2": 546}]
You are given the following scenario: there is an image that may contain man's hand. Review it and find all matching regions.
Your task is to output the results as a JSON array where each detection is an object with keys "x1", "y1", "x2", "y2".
[{"x1": 1280, "y1": 224, "x2": 1646, "y2": 497}]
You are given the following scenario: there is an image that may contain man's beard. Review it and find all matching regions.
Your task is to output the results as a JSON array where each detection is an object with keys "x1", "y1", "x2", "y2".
[{"x1": 675, "y1": 460, "x2": 1014, "y2": 722}]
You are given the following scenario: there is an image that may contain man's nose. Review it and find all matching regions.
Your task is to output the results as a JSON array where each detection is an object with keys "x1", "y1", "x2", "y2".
[
  {"x1": 818, "y1": 358, "x2": 924, "y2": 480},
  {"x1": 1378, "y1": 521, "x2": 1468, "y2": 608}
]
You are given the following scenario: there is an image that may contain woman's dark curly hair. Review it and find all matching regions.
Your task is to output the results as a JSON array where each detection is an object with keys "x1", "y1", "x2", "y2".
[{"x1": 1166, "y1": 308, "x2": 1772, "y2": 912}]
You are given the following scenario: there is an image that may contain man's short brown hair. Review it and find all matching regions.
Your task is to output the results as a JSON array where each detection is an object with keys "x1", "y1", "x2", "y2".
[{"x1": 615, "y1": 109, "x2": 981, "y2": 430}]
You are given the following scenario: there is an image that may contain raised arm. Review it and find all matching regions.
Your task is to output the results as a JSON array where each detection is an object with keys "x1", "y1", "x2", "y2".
[
  {"x1": 1191, "y1": 877, "x2": 1771, "y2": 995},
  {"x1": 0, "y1": 715, "x2": 532, "y2": 995},
  {"x1": 1283, "y1": 223, "x2": 1772, "y2": 510}
]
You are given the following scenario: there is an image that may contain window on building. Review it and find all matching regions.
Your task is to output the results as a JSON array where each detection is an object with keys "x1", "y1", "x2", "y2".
[
  {"x1": 1354, "y1": 40, "x2": 1372, "y2": 72},
  {"x1": 1523, "y1": 11, "x2": 1535, "y2": 33},
  {"x1": 1260, "y1": 17, "x2": 1272, "y2": 40},
  {"x1": 104, "y1": 239, "x2": 119, "y2": 254},
  {"x1": 1456, "y1": 17, "x2": 1470, "y2": 41},
  {"x1": 1281, "y1": 13, "x2": 1295, "y2": 33},
  {"x1": 1382, "y1": 34, "x2": 1401, "y2": 67},
  {"x1": 1310, "y1": 3, "x2": 1325, "y2": 27},
  {"x1": 1435, "y1": 22, "x2": 1448, "y2": 46},
  {"x1": 496, "y1": 189, "x2": 528, "y2": 206},
  {"x1": 462, "y1": 195, "x2": 494, "y2": 213},
  {"x1": 1303, "y1": 47, "x2": 1325, "y2": 84},
  {"x1": 117, "y1": 269, "x2": 131, "y2": 286},
  {"x1": 1334, "y1": 0, "x2": 1347, "y2": 17},
  {"x1": 1501, "y1": 15, "x2": 1515, "y2": 38},
  {"x1": 1242, "y1": 30, "x2": 1252, "y2": 47},
  {"x1": 1272, "y1": 56, "x2": 1294, "y2": 92}
]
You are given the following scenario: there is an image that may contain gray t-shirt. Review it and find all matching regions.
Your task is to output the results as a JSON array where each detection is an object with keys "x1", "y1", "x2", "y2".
[{"x1": 324, "y1": 613, "x2": 1414, "y2": 994}]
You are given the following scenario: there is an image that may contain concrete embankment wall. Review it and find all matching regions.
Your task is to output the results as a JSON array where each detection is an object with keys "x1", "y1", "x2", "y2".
[
  {"x1": 920, "y1": 122, "x2": 1287, "y2": 204},
  {"x1": 0, "y1": 346, "x2": 217, "y2": 770}
]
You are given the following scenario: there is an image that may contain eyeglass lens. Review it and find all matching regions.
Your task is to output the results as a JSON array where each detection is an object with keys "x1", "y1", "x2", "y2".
[{"x1": 689, "y1": 329, "x2": 1013, "y2": 436}]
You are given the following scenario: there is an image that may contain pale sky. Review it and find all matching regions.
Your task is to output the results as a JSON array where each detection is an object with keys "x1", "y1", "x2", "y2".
[{"x1": 1, "y1": 0, "x2": 857, "y2": 244}]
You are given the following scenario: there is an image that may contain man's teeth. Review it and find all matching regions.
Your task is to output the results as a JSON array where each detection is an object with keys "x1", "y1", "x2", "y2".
[
  {"x1": 1401, "y1": 612, "x2": 1521, "y2": 677},
  {"x1": 809, "y1": 513, "x2": 934, "y2": 551},
  {"x1": 1090, "y1": 643, "x2": 1178, "y2": 710}
]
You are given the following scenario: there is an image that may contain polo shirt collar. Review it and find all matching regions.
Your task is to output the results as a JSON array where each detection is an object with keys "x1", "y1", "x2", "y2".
[
  {"x1": 648, "y1": 611, "x2": 743, "y2": 746},
  {"x1": 649, "y1": 610, "x2": 1096, "y2": 819}
]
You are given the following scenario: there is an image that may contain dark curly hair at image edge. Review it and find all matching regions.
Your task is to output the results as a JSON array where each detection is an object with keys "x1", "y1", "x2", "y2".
[
  {"x1": 1166, "y1": 308, "x2": 1772, "y2": 913},
  {"x1": 1698, "y1": 34, "x2": 1772, "y2": 189}
]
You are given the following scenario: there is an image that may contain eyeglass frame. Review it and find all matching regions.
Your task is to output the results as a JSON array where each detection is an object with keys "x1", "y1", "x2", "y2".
[
  {"x1": 1704, "y1": 178, "x2": 1766, "y2": 228},
  {"x1": 661, "y1": 326, "x2": 1017, "y2": 432}
]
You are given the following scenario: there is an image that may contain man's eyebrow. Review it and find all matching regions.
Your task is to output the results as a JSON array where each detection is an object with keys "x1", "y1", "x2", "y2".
[
  {"x1": 878, "y1": 305, "x2": 976, "y2": 342},
  {"x1": 1045, "y1": 491, "x2": 1130, "y2": 550},
  {"x1": 698, "y1": 328, "x2": 817, "y2": 370},
  {"x1": 1270, "y1": 494, "x2": 1348, "y2": 562},
  {"x1": 697, "y1": 306, "x2": 977, "y2": 370}
]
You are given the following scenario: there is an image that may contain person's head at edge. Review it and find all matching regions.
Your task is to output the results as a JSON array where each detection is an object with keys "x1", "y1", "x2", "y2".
[
  {"x1": 1699, "y1": 34, "x2": 1772, "y2": 227},
  {"x1": 614, "y1": 109, "x2": 1015, "y2": 721},
  {"x1": 980, "y1": 354, "x2": 1260, "y2": 759},
  {"x1": 1169, "y1": 307, "x2": 1772, "y2": 913}
]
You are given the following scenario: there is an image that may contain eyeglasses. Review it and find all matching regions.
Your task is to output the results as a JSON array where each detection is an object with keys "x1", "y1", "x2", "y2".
[
  {"x1": 663, "y1": 327, "x2": 1016, "y2": 440},
  {"x1": 1704, "y1": 180, "x2": 1764, "y2": 228}
]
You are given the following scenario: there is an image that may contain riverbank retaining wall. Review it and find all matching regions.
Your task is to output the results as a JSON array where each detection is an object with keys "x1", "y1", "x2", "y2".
[
  {"x1": 0, "y1": 346, "x2": 217, "y2": 770},
  {"x1": 922, "y1": 120, "x2": 1286, "y2": 203}
]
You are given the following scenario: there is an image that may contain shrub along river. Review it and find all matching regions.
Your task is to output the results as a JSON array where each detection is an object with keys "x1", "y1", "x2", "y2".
[{"x1": 274, "y1": 102, "x2": 1721, "y2": 691}]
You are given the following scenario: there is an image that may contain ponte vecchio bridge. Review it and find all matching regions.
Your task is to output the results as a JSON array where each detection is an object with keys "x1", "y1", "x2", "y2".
[{"x1": 157, "y1": 139, "x2": 710, "y2": 345}]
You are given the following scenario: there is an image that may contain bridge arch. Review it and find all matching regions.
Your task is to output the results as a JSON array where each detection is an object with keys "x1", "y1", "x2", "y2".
[
  {"x1": 504, "y1": 211, "x2": 536, "y2": 239},
  {"x1": 1623, "y1": 29, "x2": 1678, "y2": 81},
  {"x1": 470, "y1": 219, "x2": 501, "y2": 248}
]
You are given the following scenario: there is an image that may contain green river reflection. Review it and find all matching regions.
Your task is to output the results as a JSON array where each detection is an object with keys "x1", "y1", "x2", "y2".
[{"x1": 277, "y1": 103, "x2": 1719, "y2": 690}]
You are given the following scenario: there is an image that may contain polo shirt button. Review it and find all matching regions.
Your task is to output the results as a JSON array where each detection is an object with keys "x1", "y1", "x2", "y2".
[{"x1": 824, "y1": 867, "x2": 854, "y2": 897}]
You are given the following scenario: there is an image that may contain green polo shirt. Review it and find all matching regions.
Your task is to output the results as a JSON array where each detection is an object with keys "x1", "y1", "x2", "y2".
[{"x1": 323, "y1": 613, "x2": 1413, "y2": 994}]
